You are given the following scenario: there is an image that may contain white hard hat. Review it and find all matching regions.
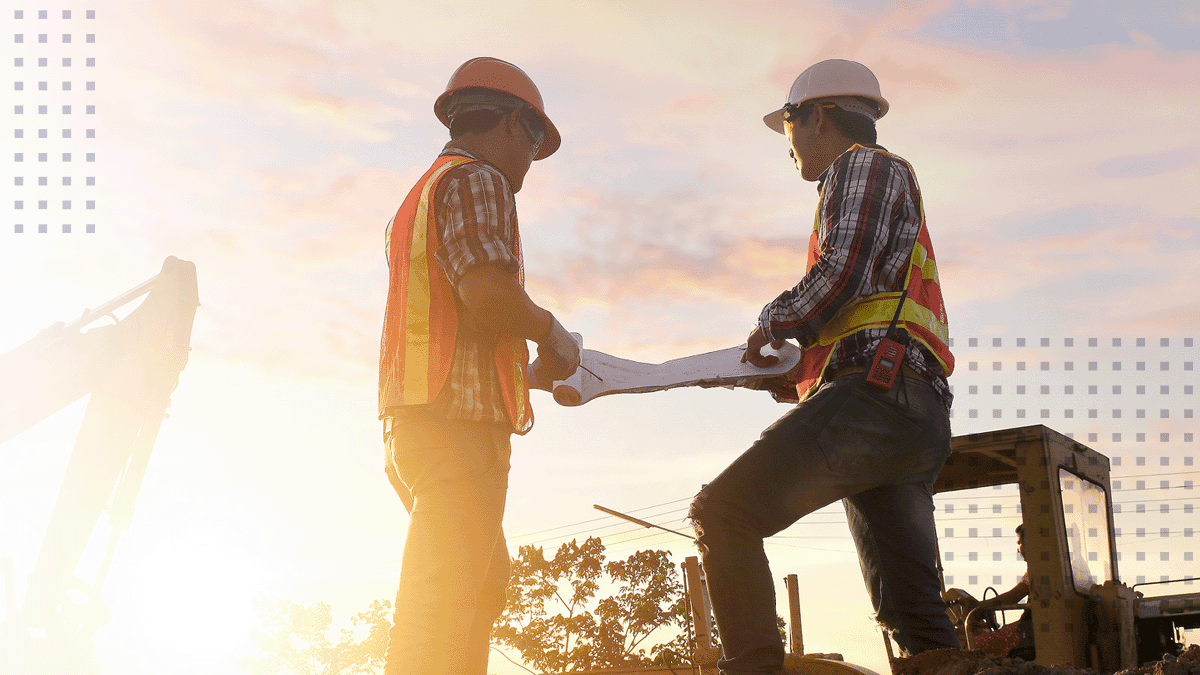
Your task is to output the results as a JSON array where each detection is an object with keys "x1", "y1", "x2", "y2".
[{"x1": 763, "y1": 59, "x2": 889, "y2": 134}]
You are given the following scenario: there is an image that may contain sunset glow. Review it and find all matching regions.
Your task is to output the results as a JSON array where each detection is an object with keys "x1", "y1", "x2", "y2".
[{"x1": 3, "y1": 2, "x2": 1198, "y2": 674}]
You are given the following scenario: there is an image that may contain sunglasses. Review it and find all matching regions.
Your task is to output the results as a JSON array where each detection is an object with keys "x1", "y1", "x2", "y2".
[
  {"x1": 782, "y1": 101, "x2": 839, "y2": 125},
  {"x1": 518, "y1": 109, "x2": 546, "y2": 154}
]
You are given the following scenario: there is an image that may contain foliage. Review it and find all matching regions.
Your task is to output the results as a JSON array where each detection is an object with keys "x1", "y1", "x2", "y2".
[
  {"x1": 242, "y1": 543, "x2": 787, "y2": 675},
  {"x1": 240, "y1": 598, "x2": 391, "y2": 675},
  {"x1": 493, "y1": 537, "x2": 694, "y2": 672}
]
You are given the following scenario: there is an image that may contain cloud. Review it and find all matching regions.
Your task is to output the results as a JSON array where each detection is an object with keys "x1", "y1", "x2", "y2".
[
  {"x1": 872, "y1": 57, "x2": 961, "y2": 92},
  {"x1": 30, "y1": 0, "x2": 1195, "y2": 375},
  {"x1": 1095, "y1": 149, "x2": 1198, "y2": 179},
  {"x1": 940, "y1": 209, "x2": 1200, "y2": 337},
  {"x1": 100, "y1": 1, "x2": 427, "y2": 146}
]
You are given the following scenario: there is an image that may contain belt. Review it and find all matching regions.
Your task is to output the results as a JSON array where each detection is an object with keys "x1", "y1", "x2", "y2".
[{"x1": 828, "y1": 364, "x2": 928, "y2": 384}]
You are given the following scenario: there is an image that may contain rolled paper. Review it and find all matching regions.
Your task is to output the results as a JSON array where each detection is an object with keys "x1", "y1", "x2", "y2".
[
  {"x1": 553, "y1": 384, "x2": 583, "y2": 406},
  {"x1": 548, "y1": 332, "x2": 586, "y2": 406},
  {"x1": 534, "y1": 335, "x2": 802, "y2": 407}
]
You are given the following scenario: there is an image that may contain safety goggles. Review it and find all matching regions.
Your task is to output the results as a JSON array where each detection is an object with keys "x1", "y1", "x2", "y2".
[
  {"x1": 782, "y1": 101, "x2": 838, "y2": 125},
  {"x1": 518, "y1": 108, "x2": 546, "y2": 155}
]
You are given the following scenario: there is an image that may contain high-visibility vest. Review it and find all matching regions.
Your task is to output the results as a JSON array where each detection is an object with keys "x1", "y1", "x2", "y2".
[
  {"x1": 792, "y1": 147, "x2": 953, "y2": 401},
  {"x1": 378, "y1": 154, "x2": 533, "y2": 434}
]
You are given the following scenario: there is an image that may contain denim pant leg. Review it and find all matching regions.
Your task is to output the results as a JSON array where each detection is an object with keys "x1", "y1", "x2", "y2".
[
  {"x1": 844, "y1": 483, "x2": 959, "y2": 655},
  {"x1": 463, "y1": 526, "x2": 511, "y2": 673},
  {"x1": 383, "y1": 415, "x2": 512, "y2": 675},
  {"x1": 837, "y1": 375, "x2": 957, "y2": 655},
  {"x1": 690, "y1": 374, "x2": 956, "y2": 674},
  {"x1": 689, "y1": 377, "x2": 868, "y2": 675}
]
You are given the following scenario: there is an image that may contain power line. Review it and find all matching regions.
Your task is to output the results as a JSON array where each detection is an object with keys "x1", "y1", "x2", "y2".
[
  {"x1": 258, "y1": 472, "x2": 1198, "y2": 598},
  {"x1": 506, "y1": 497, "x2": 692, "y2": 540},
  {"x1": 508, "y1": 506, "x2": 692, "y2": 547}
]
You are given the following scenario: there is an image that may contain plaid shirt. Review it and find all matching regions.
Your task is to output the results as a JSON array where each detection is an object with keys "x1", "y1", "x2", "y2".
[
  {"x1": 759, "y1": 145, "x2": 952, "y2": 409},
  {"x1": 388, "y1": 147, "x2": 521, "y2": 425}
]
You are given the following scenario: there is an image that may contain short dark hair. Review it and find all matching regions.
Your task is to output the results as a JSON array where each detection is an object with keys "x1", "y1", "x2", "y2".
[
  {"x1": 791, "y1": 98, "x2": 878, "y2": 145},
  {"x1": 1016, "y1": 524, "x2": 1025, "y2": 538}
]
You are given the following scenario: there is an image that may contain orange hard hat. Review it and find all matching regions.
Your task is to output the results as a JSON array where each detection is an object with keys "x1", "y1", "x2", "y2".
[{"x1": 434, "y1": 57, "x2": 561, "y2": 160}]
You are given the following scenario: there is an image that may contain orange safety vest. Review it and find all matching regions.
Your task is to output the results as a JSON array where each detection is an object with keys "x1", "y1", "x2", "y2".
[
  {"x1": 378, "y1": 154, "x2": 533, "y2": 434},
  {"x1": 792, "y1": 148, "x2": 953, "y2": 401}
]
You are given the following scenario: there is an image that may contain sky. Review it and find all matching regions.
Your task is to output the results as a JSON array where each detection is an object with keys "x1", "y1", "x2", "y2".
[{"x1": 1, "y1": 0, "x2": 1199, "y2": 673}]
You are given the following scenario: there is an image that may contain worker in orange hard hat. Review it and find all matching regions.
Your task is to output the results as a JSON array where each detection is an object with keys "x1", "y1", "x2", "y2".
[
  {"x1": 690, "y1": 59, "x2": 958, "y2": 674},
  {"x1": 378, "y1": 57, "x2": 578, "y2": 675}
]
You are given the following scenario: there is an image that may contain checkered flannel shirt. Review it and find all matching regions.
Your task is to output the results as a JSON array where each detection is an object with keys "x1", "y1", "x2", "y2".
[{"x1": 758, "y1": 145, "x2": 953, "y2": 409}]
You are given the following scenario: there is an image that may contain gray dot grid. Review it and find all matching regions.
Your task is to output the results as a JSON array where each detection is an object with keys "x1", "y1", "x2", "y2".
[
  {"x1": 941, "y1": 337, "x2": 1197, "y2": 592},
  {"x1": 9, "y1": 7, "x2": 97, "y2": 234}
]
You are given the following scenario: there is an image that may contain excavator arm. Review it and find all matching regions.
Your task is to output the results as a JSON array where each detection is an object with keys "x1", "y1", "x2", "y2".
[{"x1": 0, "y1": 256, "x2": 198, "y2": 673}]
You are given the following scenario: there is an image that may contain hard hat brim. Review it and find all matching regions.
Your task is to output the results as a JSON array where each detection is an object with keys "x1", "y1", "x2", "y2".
[
  {"x1": 529, "y1": 110, "x2": 561, "y2": 161},
  {"x1": 762, "y1": 95, "x2": 890, "y2": 136},
  {"x1": 763, "y1": 107, "x2": 787, "y2": 135}
]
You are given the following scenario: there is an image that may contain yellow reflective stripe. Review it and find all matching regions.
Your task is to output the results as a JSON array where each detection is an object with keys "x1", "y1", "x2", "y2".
[
  {"x1": 911, "y1": 241, "x2": 938, "y2": 285},
  {"x1": 511, "y1": 339, "x2": 529, "y2": 427},
  {"x1": 816, "y1": 293, "x2": 898, "y2": 345},
  {"x1": 818, "y1": 294, "x2": 949, "y2": 346},
  {"x1": 401, "y1": 157, "x2": 469, "y2": 404}
]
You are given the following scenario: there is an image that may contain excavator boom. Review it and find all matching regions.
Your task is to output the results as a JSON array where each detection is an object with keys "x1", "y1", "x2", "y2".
[{"x1": 0, "y1": 256, "x2": 199, "y2": 673}]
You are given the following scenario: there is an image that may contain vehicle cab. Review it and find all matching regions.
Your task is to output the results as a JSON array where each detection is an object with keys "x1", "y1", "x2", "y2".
[{"x1": 936, "y1": 425, "x2": 1199, "y2": 670}]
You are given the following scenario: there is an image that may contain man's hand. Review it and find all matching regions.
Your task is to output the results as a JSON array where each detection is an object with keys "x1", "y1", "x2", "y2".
[
  {"x1": 742, "y1": 325, "x2": 785, "y2": 368},
  {"x1": 531, "y1": 318, "x2": 580, "y2": 383}
]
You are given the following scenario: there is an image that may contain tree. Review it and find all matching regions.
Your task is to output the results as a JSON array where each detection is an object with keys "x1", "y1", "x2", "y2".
[
  {"x1": 244, "y1": 543, "x2": 785, "y2": 674},
  {"x1": 594, "y1": 549, "x2": 690, "y2": 666},
  {"x1": 240, "y1": 598, "x2": 391, "y2": 675},
  {"x1": 493, "y1": 537, "x2": 693, "y2": 672}
]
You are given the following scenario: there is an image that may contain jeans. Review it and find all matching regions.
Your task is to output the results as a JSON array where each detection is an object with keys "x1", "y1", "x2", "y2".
[
  {"x1": 383, "y1": 412, "x2": 512, "y2": 675},
  {"x1": 689, "y1": 373, "x2": 958, "y2": 675}
]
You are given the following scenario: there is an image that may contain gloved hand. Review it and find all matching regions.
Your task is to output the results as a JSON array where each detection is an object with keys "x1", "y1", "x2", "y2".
[
  {"x1": 531, "y1": 318, "x2": 580, "y2": 383},
  {"x1": 741, "y1": 325, "x2": 786, "y2": 368}
]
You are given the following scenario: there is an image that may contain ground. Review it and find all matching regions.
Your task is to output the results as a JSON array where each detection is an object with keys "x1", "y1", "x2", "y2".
[{"x1": 878, "y1": 645, "x2": 1200, "y2": 675}]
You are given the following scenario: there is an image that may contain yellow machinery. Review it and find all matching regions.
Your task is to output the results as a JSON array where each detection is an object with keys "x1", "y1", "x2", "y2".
[
  {"x1": 0, "y1": 257, "x2": 199, "y2": 673},
  {"x1": 936, "y1": 425, "x2": 1199, "y2": 671},
  {"x1": 581, "y1": 426, "x2": 1198, "y2": 675}
]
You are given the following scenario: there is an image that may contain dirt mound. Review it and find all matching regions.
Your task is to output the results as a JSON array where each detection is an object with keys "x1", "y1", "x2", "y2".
[
  {"x1": 892, "y1": 645, "x2": 1200, "y2": 675},
  {"x1": 1118, "y1": 645, "x2": 1200, "y2": 675}
]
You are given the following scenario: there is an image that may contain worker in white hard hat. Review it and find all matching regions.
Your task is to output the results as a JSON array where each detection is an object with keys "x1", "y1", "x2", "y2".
[
  {"x1": 690, "y1": 59, "x2": 959, "y2": 673},
  {"x1": 378, "y1": 57, "x2": 579, "y2": 675}
]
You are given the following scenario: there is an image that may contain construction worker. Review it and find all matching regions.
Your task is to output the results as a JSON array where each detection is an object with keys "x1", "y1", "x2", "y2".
[
  {"x1": 689, "y1": 59, "x2": 959, "y2": 673},
  {"x1": 973, "y1": 525, "x2": 1032, "y2": 658},
  {"x1": 377, "y1": 57, "x2": 580, "y2": 675}
]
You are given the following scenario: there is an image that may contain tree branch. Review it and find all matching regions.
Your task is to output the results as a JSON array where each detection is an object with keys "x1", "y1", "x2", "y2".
[{"x1": 491, "y1": 646, "x2": 541, "y2": 675}]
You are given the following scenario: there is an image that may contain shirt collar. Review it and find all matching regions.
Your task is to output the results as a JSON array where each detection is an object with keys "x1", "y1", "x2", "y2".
[
  {"x1": 816, "y1": 143, "x2": 888, "y2": 190},
  {"x1": 439, "y1": 144, "x2": 481, "y2": 161}
]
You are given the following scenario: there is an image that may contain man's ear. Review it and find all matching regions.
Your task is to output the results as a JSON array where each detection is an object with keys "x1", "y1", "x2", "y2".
[
  {"x1": 812, "y1": 104, "x2": 830, "y2": 136},
  {"x1": 504, "y1": 108, "x2": 522, "y2": 138}
]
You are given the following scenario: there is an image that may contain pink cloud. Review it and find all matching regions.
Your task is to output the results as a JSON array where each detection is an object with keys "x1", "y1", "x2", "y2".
[{"x1": 50, "y1": 0, "x2": 1199, "y2": 372}]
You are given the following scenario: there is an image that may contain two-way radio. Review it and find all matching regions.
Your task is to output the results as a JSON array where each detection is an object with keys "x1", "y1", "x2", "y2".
[{"x1": 865, "y1": 286, "x2": 910, "y2": 391}]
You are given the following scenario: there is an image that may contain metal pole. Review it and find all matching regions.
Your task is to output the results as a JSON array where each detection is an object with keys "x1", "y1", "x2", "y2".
[
  {"x1": 592, "y1": 504, "x2": 696, "y2": 541},
  {"x1": 784, "y1": 574, "x2": 803, "y2": 655},
  {"x1": 683, "y1": 556, "x2": 720, "y2": 666}
]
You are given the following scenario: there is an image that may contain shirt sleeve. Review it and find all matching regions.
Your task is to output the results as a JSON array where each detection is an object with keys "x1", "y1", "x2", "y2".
[
  {"x1": 434, "y1": 163, "x2": 520, "y2": 285},
  {"x1": 758, "y1": 148, "x2": 903, "y2": 344}
]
